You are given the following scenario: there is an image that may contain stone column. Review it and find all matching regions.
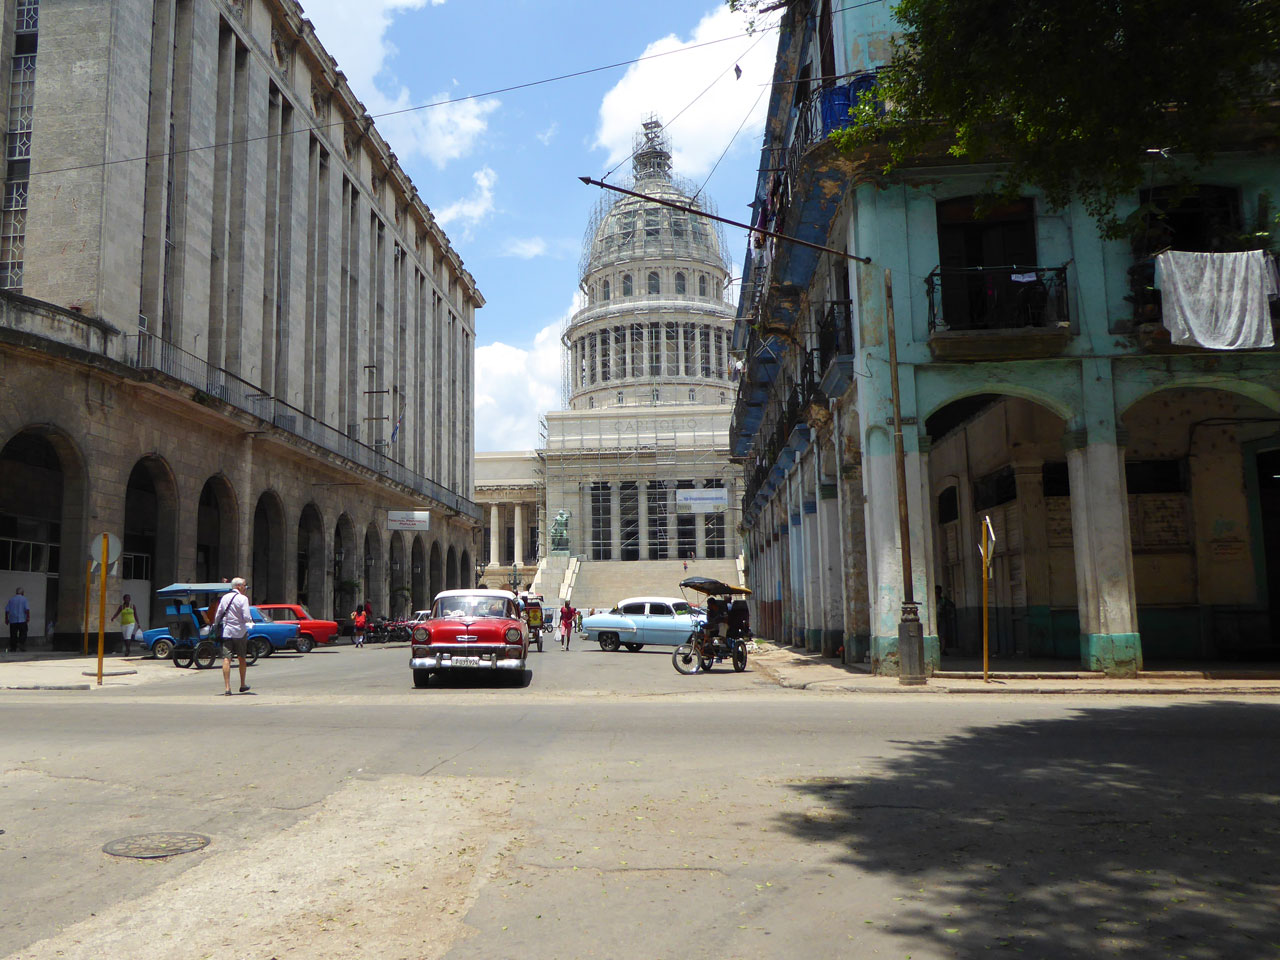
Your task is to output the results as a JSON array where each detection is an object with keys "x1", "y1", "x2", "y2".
[
  {"x1": 608, "y1": 484, "x2": 621, "y2": 560},
  {"x1": 801, "y1": 468, "x2": 821, "y2": 652},
  {"x1": 1065, "y1": 426, "x2": 1141, "y2": 675},
  {"x1": 638, "y1": 480, "x2": 649, "y2": 558},
  {"x1": 513, "y1": 502, "x2": 524, "y2": 568},
  {"x1": 489, "y1": 503, "x2": 500, "y2": 569},
  {"x1": 694, "y1": 484, "x2": 707, "y2": 559},
  {"x1": 1012, "y1": 457, "x2": 1049, "y2": 657}
]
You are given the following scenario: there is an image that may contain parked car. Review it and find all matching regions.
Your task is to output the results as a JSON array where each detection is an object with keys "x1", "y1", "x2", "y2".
[
  {"x1": 254, "y1": 603, "x2": 339, "y2": 652},
  {"x1": 409, "y1": 589, "x2": 529, "y2": 688},
  {"x1": 582, "y1": 597, "x2": 699, "y2": 651},
  {"x1": 141, "y1": 583, "x2": 298, "y2": 663}
]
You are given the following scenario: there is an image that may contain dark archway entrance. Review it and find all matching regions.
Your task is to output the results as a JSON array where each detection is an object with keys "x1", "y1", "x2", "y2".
[
  {"x1": 333, "y1": 514, "x2": 357, "y2": 619},
  {"x1": 363, "y1": 524, "x2": 383, "y2": 617},
  {"x1": 0, "y1": 429, "x2": 85, "y2": 642},
  {"x1": 388, "y1": 532, "x2": 407, "y2": 616},
  {"x1": 411, "y1": 535, "x2": 426, "y2": 611},
  {"x1": 125, "y1": 457, "x2": 179, "y2": 626},
  {"x1": 251, "y1": 491, "x2": 286, "y2": 605},
  {"x1": 445, "y1": 545, "x2": 458, "y2": 591},
  {"x1": 297, "y1": 503, "x2": 325, "y2": 610},
  {"x1": 460, "y1": 548, "x2": 472, "y2": 590},
  {"x1": 196, "y1": 475, "x2": 236, "y2": 582},
  {"x1": 429, "y1": 541, "x2": 443, "y2": 603}
]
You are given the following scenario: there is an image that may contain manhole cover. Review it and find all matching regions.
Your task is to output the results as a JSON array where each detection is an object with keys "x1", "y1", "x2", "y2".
[{"x1": 103, "y1": 832, "x2": 211, "y2": 859}]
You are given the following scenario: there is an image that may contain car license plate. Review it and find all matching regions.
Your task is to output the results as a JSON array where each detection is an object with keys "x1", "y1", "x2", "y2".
[{"x1": 450, "y1": 656, "x2": 483, "y2": 667}]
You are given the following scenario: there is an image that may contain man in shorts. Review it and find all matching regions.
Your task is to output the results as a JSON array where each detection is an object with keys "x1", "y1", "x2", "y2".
[{"x1": 212, "y1": 577, "x2": 253, "y2": 696}]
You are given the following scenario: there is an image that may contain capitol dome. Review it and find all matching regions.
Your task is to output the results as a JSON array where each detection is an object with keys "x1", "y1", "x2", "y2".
[{"x1": 564, "y1": 119, "x2": 736, "y2": 412}]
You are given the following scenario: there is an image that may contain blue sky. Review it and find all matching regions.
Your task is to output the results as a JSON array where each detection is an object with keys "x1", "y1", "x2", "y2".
[{"x1": 300, "y1": 0, "x2": 777, "y2": 451}]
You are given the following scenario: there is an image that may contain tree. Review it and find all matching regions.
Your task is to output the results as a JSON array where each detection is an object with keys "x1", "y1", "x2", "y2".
[{"x1": 829, "y1": 0, "x2": 1280, "y2": 235}]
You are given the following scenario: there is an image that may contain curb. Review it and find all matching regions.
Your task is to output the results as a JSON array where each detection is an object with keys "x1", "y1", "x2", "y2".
[
  {"x1": 772, "y1": 677, "x2": 1280, "y2": 695},
  {"x1": 81, "y1": 669, "x2": 138, "y2": 678},
  {"x1": 2, "y1": 684, "x2": 93, "y2": 691}
]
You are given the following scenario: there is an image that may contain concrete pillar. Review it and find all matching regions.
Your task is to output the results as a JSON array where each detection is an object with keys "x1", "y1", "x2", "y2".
[
  {"x1": 513, "y1": 502, "x2": 524, "y2": 568},
  {"x1": 802, "y1": 487, "x2": 820, "y2": 651},
  {"x1": 609, "y1": 483, "x2": 621, "y2": 561},
  {"x1": 694, "y1": 483, "x2": 707, "y2": 559},
  {"x1": 638, "y1": 480, "x2": 649, "y2": 558},
  {"x1": 1012, "y1": 457, "x2": 1050, "y2": 657},
  {"x1": 786, "y1": 471, "x2": 804, "y2": 646},
  {"x1": 489, "y1": 503, "x2": 500, "y2": 568},
  {"x1": 1065, "y1": 427, "x2": 1141, "y2": 675}
]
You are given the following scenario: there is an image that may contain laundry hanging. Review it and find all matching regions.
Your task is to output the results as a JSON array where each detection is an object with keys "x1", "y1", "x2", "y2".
[{"x1": 1155, "y1": 249, "x2": 1278, "y2": 350}]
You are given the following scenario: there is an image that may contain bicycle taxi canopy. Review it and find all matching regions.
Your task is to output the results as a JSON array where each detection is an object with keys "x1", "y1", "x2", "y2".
[{"x1": 678, "y1": 577, "x2": 752, "y2": 597}]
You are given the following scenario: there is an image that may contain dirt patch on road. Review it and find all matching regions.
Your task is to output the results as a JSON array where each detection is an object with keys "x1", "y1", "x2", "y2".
[{"x1": 6, "y1": 776, "x2": 521, "y2": 960}]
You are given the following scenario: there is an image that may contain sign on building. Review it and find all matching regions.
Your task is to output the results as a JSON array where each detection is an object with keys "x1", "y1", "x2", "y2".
[
  {"x1": 675, "y1": 489, "x2": 729, "y2": 515},
  {"x1": 387, "y1": 510, "x2": 431, "y2": 531}
]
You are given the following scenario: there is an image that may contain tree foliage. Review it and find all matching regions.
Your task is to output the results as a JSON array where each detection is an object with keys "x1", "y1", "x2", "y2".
[{"x1": 830, "y1": 0, "x2": 1280, "y2": 234}]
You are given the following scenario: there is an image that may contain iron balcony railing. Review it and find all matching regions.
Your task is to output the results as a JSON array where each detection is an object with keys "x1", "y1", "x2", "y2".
[
  {"x1": 781, "y1": 73, "x2": 881, "y2": 215},
  {"x1": 817, "y1": 299, "x2": 854, "y2": 370},
  {"x1": 925, "y1": 265, "x2": 1070, "y2": 333},
  {"x1": 125, "y1": 331, "x2": 481, "y2": 522}
]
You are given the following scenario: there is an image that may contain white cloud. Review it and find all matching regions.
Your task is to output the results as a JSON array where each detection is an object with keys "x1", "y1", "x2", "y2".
[
  {"x1": 594, "y1": 7, "x2": 774, "y2": 182},
  {"x1": 301, "y1": 0, "x2": 495, "y2": 168},
  {"x1": 474, "y1": 310, "x2": 575, "y2": 451},
  {"x1": 536, "y1": 121, "x2": 559, "y2": 146},
  {"x1": 436, "y1": 166, "x2": 497, "y2": 229},
  {"x1": 501, "y1": 236, "x2": 548, "y2": 259}
]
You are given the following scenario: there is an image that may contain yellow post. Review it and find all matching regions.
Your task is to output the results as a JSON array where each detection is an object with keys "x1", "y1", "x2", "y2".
[
  {"x1": 82, "y1": 560, "x2": 92, "y2": 656},
  {"x1": 96, "y1": 533, "x2": 108, "y2": 686},
  {"x1": 981, "y1": 534, "x2": 990, "y2": 683}
]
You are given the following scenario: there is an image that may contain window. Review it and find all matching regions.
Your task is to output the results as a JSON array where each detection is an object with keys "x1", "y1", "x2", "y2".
[
  {"x1": 645, "y1": 209, "x2": 660, "y2": 239},
  {"x1": 675, "y1": 272, "x2": 686, "y2": 294},
  {"x1": 602, "y1": 279, "x2": 610, "y2": 300},
  {"x1": 622, "y1": 274, "x2": 633, "y2": 296},
  {"x1": 671, "y1": 216, "x2": 686, "y2": 240},
  {"x1": 937, "y1": 486, "x2": 959, "y2": 524},
  {"x1": 1126, "y1": 459, "x2": 1186, "y2": 494},
  {"x1": 719, "y1": 391, "x2": 726, "y2": 404},
  {"x1": 936, "y1": 196, "x2": 1039, "y2": 331},
  {"x1": 688, "y1": 388, "x2": 696, "y2": 401},
  {"x1": 973, "y1": 466, "x2": 1016, "y2": 511},
  {"x1": 1135, "y1": 185, "x2": 1243, "y2": 258},
  {"x1": 588, "y1": 284, "x2": 596, "y2": 303},
  {"x1": 620, "y1": 602, "x2": 646, "y2": 615},
  {"x1": 617, "y1": 391, "x2": 624, "y2": 405},
  {"x1": 647, "y1": 271, "x2": 660, "y2": 295},
  {"x1": 698, "y1": 275, "x2": 708, "y2": 297},
  {"x1": 651, "y1": 387, "x2": 660, "y2": 403},
  {"x1": 648, "y1": 603, "x2": 673, "y2": 617},
  {"x1": 588, "y1": 396, "x2": 594, "y2": 408}
]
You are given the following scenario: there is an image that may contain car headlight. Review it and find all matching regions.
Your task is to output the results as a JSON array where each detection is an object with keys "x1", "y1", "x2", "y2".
[
  {"x1": 504, "y1": 627, "x2": 522, "y2": 642},
  {"x1": 413, "y1": 627, "x2": 429, "y2": 642}
]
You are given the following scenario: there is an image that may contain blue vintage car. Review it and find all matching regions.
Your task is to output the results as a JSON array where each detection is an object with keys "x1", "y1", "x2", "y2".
[
  {"x1": 582, "y1": 596, "x2": 699, "y2": 652},
  {"x1": 141, "y1": 583, "x2": 300, "y2": 661}
]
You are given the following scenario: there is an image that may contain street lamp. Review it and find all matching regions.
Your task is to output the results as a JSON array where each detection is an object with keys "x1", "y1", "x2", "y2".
[
  {"x1": 579, "y1": 176, "x2": 927, "y2": 684},
  {"x1": 509, "y1": 562, "x2": 520, "y2": 593},
  {"x1": 474, "y1": 557, "x2": 487, "y2": 587}
]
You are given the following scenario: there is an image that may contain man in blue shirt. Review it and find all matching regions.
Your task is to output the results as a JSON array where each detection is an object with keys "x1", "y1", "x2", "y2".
[{"x1": 5, "y1": 586, "x2": 30, "y2": 652}]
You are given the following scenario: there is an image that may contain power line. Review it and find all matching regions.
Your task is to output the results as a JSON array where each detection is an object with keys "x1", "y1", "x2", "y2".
[{"x1": 27, "y1": 26, "x2": 778, "y2": 181}]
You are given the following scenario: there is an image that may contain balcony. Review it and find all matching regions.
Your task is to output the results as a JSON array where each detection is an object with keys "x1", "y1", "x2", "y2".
[
  {"x1": 925, "y1": 265, "x2": 1073, "y2": 361},
  {"x1": 126, "y1": 332, "x2": 481, "y2": 522}
]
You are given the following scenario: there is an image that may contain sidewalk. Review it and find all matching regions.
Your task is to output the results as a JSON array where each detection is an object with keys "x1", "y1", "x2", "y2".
[
  {"x1": 0, "y1": 650, "x2": 184, "y2": 690},
  {"x1": 749, "y1": 643, "x2": 1280, "y2": 696}
]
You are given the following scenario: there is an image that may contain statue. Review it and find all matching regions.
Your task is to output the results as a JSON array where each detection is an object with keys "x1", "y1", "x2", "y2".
[{"x1": 550, "y1": 509, "x2": 571, "y2": 551}]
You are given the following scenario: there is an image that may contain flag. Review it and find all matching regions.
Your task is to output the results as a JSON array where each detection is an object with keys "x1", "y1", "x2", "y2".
[{"x1": 390, "y1": 399, "x2": 406, "y2": 444}]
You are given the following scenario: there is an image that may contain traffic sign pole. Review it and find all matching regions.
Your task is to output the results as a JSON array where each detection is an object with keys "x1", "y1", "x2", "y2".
[{"x1": 97, "y1": 533, "x2": 108, "y2": 685}]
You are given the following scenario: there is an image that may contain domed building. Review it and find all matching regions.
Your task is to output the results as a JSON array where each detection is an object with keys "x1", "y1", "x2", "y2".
[{"x1": 532, "y1": 120, "x2": 743, "y2": 605}]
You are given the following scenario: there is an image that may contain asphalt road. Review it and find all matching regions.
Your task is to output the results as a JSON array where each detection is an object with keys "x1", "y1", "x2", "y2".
[{"x1": 2, "y1": 638, "x2": 1278, "y2": 959}]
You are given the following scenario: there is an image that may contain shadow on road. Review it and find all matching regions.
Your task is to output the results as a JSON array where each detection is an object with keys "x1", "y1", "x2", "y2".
[{"x1": 776, "y1": 702, "x2": 1280, "y2": 958}]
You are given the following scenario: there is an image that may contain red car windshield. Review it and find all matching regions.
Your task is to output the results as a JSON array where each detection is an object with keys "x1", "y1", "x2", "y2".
[{"x1": 432, "y1": 596, "x2": 514, "y2": 620}]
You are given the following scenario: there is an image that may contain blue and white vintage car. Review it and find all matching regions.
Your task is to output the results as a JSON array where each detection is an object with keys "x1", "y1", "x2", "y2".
[{"x1": 582, "y1": 597, "x2": 699, "y2": 652}]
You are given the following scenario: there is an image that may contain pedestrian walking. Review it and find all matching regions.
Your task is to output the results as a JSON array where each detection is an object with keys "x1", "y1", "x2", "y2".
[
  {"x1": 353, "y1": 608, "x2": 367, "y2": 647},
  {"x1": 212, "y1": 577, "x2": 253, "y2": 695},
  {"x1": 5, "y1": 586, "x2": 29, "y2": 652},
  {"x1": 683, "y1": 560, "x2": 688, "y2": 572},
  {"x1": 558, "y1": 602, "x2": 574, "y2": 650},
  {"x1": 110, "y1": 593, "x2": 140, "y2": 655}
]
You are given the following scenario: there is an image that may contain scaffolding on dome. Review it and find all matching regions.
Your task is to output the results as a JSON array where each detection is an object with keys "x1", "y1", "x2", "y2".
[{"x1": 536, "y1": 117, "x2": 744, "y2": 563}]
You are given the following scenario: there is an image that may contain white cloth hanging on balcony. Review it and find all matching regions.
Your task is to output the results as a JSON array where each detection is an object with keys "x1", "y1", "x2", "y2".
[{"x1": 1155, "y1": 249, "x2": 1278, "y2": 350}]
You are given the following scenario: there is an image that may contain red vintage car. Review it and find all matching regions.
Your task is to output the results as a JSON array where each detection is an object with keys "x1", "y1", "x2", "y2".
[
  {"x1": 255, "y1": 603, "x2": 340, "y2": 652},
  {"x1": 410, "y1": 589, "x2": 529, "y2": 688}
]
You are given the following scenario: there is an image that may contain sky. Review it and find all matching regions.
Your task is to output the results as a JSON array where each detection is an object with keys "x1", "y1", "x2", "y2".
[{"x1": 298, "y1": 0, "x2": 778, "y2": 452}]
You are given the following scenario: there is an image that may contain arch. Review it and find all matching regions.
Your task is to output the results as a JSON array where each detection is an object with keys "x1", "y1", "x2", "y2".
[
  {"x1": 296, "y1": 502, "x2": 325, "y2": 610},
  {"x1": 411, "y1": 535, "x2": 427, "y2": 611},
  {"x1": 647, "y1": 270, "x2": 660, "y2": 295},
  {"x1": 251, "y1": 489, "x2": 286, "y2": 605},
  {"x1": 698, "y1": 274, "x2": 707, "y2": 297},
  {"x1": 460, "y1": 548, "x2": 472, "y2": 589},
  {"x1": 388, "y1": 530, "x2": 407, "y2": 616},
  {"x1": 621, "y1": 274, "x2": 633, "y2": 297},
  {"x1": 675, "y1": 271, "x2": 686, "y2": 295},
  {"x1": 918, "y1": 379, "x2": 1076, "y2": 425},
  {"x1": 0, "y1": 425, "x2": 88, "y2": 642},
  {"x1": 363, "y1": 522, "x2": 384, "y2": 617},
  {"x1": 333, "y1": 512, "x2": 358, "y2": 618},
  {"x1": 602, "y1": 279, "x2": 611, "y2": 301},
  {"x1": 429, "y1": 540, "x2": 443, "y2": 601},
  {"x1": 125, "y1": 455, "x2": 180, "y2": 622},
  {"x1": 445, "y1": 544, "x2": 459, "y2": 590},
  {"x1": 196, "y1": 474, "x2": 238, "y2": 583},
  {"x1": 1117, "y1": 375, "x2": 1280, "y2": 419}
]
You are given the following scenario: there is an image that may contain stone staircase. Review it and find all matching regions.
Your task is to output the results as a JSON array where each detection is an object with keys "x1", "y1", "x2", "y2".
[{"x1": 567, "y1": 557, "x2": 743, "y2": 612}]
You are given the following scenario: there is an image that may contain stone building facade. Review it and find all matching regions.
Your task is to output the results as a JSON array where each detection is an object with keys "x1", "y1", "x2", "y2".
[{"x1": 0, "y1": 0, "x2": 481, "y2": 644}]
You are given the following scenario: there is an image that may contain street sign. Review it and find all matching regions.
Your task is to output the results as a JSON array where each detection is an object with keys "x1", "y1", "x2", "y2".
[
  {"x1": 88, "y1": 532, "x2": 122, "y2": 564},
  {"x1": 387, "y1": 510, "x2": 431, "y2": 531}
]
